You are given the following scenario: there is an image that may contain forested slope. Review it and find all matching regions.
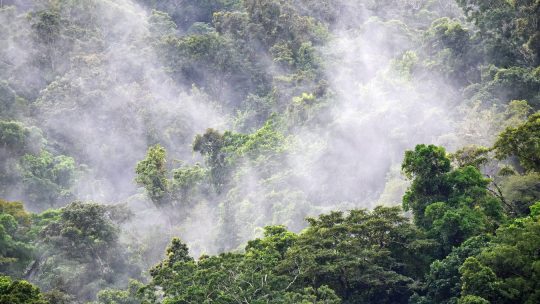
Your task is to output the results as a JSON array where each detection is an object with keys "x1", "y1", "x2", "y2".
[{"x1": 0, "y1": 0, "x2": 539, "y2": 303}]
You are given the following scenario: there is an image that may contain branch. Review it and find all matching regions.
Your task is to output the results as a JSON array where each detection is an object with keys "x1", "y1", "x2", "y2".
[
  {"x1": 487, "y1": 177, "x2": 516, "y2": 216},
  {"x1": 284, "y1": 260, "x2": 300, "y2": 291}
]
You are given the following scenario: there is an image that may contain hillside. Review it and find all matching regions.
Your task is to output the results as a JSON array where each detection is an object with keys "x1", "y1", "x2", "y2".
[{"x1": 0, "y1": 0, "x2": 539, "y2": 303}]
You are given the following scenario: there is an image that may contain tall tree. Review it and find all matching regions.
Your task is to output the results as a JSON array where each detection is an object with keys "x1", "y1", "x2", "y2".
[{"x1": 135, "y1": 144, "x2": 169, "y2": 206}]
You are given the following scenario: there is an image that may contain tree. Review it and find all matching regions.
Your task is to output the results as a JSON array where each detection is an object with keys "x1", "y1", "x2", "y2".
[
  {"x1": 500, "y1": 173, "x2": 540, "y2": 217},
  {"x1": 20, "y1": 151, "x2": 77, "y2": 209},
  {"x1": 30, "y1": 9, "x2": 71, "y2": 79},
  {"x1": 148, "y1": 9, "x2": 177, "y2": 38},
  {"x1": 0, "y1": 121, "x2": 43, "y2": 157},
  {"x1": 170, "y1": 163, "x2": 208, "y2": 203},
  {"x1": 411, "y1": 236, "x2": 490, "y2": 304},
  {"x1": 445, "y1": 202, "x2": 540, "y2": 304},
  {"x1": 422, "y1": 17, "x2": 479, "y2": 85},
  {"x1": 192, "y1": 120, "x2": 287, "y2": 193},
  {"x1": 402, "y1": 144, "x2": 452, "y2": 229},
  {"x1": 40, "y1": 202, "x2": 119, "y2": 259},
  {"x1": 34, "y1": 202, "x2": 139, "y2": 302},
  {"x1": 459, "y1": 257, "x2": 500, "y2": 301},
  {"x1": 0, "y1": 275, "x2": 48, "y2": 304},
  {"x1": 0, "y1": 199, "x2": 33, "y2": 275},
  {"x1": 402, "y1": 144, "x2": 503, "y2": 256},
  {"x1": 456, "y1": 0, "x2": 540, "y2": 66},
  {"x1": 142, "y1": 225, "x2": 341, "y2": 303},
  {"x1": 494, "y1": 112, "x2": 540, "y2": 173},
  {"x1": 135, "y1": 144, "x2": 169, "y2": 206},
  {"x1": 282, "y1": 206, "x2": 434, "y2": 304},
  {"x1": 458, "y1": 295, "x2": 490, "y2": 304},
  {"x1": 139, "y1": 0, "x2": 242, "y2": 30},
  {"x1": 156, "y1": 31, "x2": 255, "y2": 104},
  {"x1": 96, "y1": 280, "x2": 143, "y2": 304},
  {"x1": 193, "y1": 129, "x2": 231, "y2": 192}
]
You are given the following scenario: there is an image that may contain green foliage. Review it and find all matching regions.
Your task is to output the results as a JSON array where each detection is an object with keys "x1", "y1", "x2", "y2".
[
  {"x1": 414, "y1": 236, "x2": 490, "y2": 304},
  {"x1": 422, "y1": 17, "x2": 479, "y2": 85},
  {"x1": 171, "y1": 163, "x2": 208, "y2": 202},
  {"x1": 402, "y1": 144, "x2": 453, "y2": 227},
  {"x1": 156, "y1": 31, "x2": 260, "y2": 105},
  {"x1": 31, "y1": 10, "x2": 62, "y2": 46},
  {"x1": 163, "y1": 237, "x2": 193, "y2": 266},
  {"x1": 500, "y1": 173, "x2": 540, "y2": 217},
  {"x1": 142, "y1": 228, "x2": 337, "y2": 303},
  {"x1": 415, "y1": 203, "x2": 540, "y2": 304},
  {"x1": 142, "y1": 207, "x2": 434, "y2": 304},
  {"x1": 0, "y1": 199, "x2": 30, "y2": 225},
  {"x1": 33, "y1": 202, "x2": 140, "y2": 302},
  {"x1": 494, "y1": 112, "x2": 540, "y2": 173},
  {"x1": 463, "y1": 67, "x2": 540, "y2": 109},
  {"x1": 148, "y1": 10, "x2": 177, "y2": 38},
  {"x1": 0, "y1": 1, "x2": 540, "y2": 303},
  {"x1": 0, "y1": 120, "x2": 42, "y2": 157},
  {"x1": 244, "y1": 0, "x2": 328, "y2": 49},
  {"x1": 0, "y1": 120, "x2": 79, "y2": 210},
  {"x1": 463, "y1": 205, "x2": 540, "y2": 303},
  {"x1": 192, "y1": 120, "x2": 287, "y2": 192},
  {"x1": 135, "y1": 144, "x2": 169, "y2": 206},
  {"x1": 41, "y1": 288, "x2": 75, "y2": 304},
  {"x1": 143, "y1": 225, "x2": 304, "y2": 303},
  {"x1": 40, "y1": 202, "x2": 119, "y2": 258},
  {"x1": 403, "y1": 144, "x2": 451, "y2": 181},
  {"x1": 20, "y1": 151, "x2": 77, "y2": 209},
  {"x1": 450, "y1": 145, "x2": 490, "y2": 169},
  {"x1": 490, "y1": 67, "x2": 540, "y2": 108},
  {"x1": 456, "y1": 0, "x2": 540, "y2": 66},
  {"x1": 458, "y1": 295, "x2": 490, "y2": 304},
  {"x1": 139, "y1": 0, "x2": 242, "y2": 29},
  {"x1": 234, "y1": 118, "x2": 287, "y2": 158},
  {"x1": 419, "y1": 0, "x2": 540, "y2": 109},
  {"x1": 402, "y1": 144, "x2": 503, "y2": 255},
  {"x1": 0, "y1": 275, "x2": 48, "y2": 304},
  {"x1": 95, "y1": 280, "x2": 143, "y2": 304},
  {"x1": 459, "y1": 257, "x2": 500, "y2": 300},
  {"x1": 193, "y1": 129, "x2": 231, "y2": 192},
  {"x1": 0, "y1": 200, "x2": 33, "y2": 275},
  {"x1": 29, "y1": 9, "x2": 74, "y2": 84},
  {"x1": 282, "y1": 206, "x2": 434, "y2": 303}
]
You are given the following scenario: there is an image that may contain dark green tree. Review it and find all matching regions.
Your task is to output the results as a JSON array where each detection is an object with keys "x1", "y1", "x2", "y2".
[
  {"x1": 402, "y1": 144, "x2": 503, "y2": 255},
  {"x1": 282, "y1": 206, "x2": 434, "y2": 304},
  {"x1": 459, "y1": 257, "x2": 500, "y2": 302},
  {"x1": 458, "y1": 202, "x2": 540, "y2": 303},
  {"x1": 0, "y1": 275, "x2": 48, "y2": 304},
  {"x1": 402, "y1": 144, "x2": 453, "y2": 228},
  {"x1": 411, "y1": 236, "x2": 490, "y2": 304},
  {"x1": 142, "y1": 225, "x2": 341, "y2": 303}
]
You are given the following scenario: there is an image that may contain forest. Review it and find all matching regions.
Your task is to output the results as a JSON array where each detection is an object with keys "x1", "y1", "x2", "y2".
[{"x1": 0, "y1": 0, "x2": 539, "y2": 303}]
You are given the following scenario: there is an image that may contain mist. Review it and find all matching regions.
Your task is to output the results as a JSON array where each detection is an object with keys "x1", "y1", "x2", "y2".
[
  {"x1": 206, "y1": 0, "x2": 469, "y2": 249},
  {"x1": 1, "y1": 1, "x2": 531, "y2": 301},
  {"x1": 0, "y1": 0, "x2": 478, "y2": 249}
]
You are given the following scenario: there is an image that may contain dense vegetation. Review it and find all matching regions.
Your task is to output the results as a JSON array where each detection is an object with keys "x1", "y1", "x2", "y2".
[{"x1": 0, "y1": 0, "x2": 539, "y2": 303}]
